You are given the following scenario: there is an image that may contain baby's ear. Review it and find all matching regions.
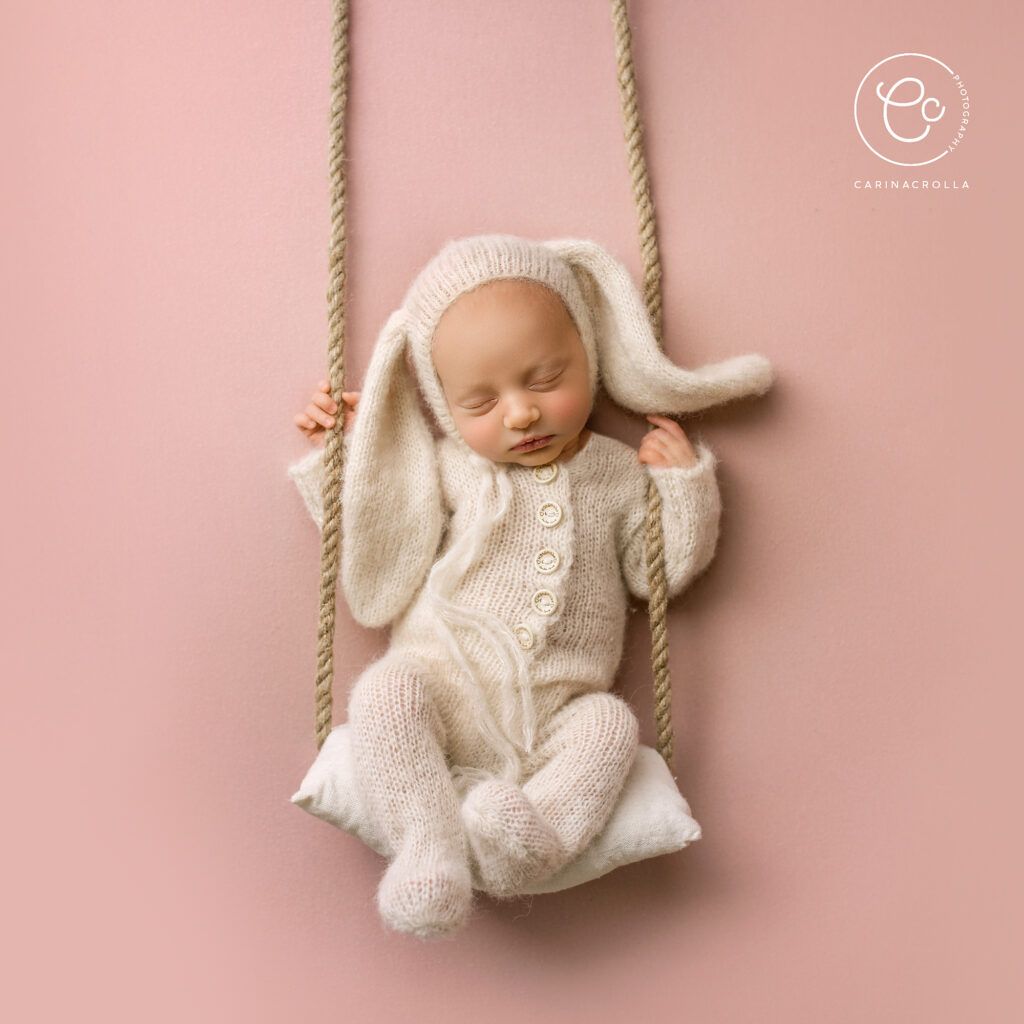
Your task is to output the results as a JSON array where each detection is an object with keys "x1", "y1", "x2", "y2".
[{"x1": 341, "y1": 309, "x2": 444, "y2": 628}]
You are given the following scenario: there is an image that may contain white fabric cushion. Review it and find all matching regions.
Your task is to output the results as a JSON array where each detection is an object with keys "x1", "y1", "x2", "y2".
[{"x1": 291, "y1": 723, "x2": 702, "y2": 894}]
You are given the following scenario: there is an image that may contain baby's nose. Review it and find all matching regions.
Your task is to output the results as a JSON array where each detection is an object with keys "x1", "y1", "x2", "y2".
[
  {"x1": 504, "y1": 402, "x2": 540, "y2": 429},
  {"x1": 501, "y1": 407, "x2": 536, "y2": 428}
]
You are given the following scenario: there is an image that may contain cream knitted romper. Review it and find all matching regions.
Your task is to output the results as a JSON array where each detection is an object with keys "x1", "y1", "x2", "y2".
[{"x1": 289, "y1": 425, "x2": 722, "y2": 895}]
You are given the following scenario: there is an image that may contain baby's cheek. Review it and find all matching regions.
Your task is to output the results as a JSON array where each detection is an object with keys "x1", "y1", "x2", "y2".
[
  {"x1": 546, "y1": 390, "x2": 590, "y2": 425},
  {"x1": 455, "y1": 416, "x2": 493, "y2": 452}
]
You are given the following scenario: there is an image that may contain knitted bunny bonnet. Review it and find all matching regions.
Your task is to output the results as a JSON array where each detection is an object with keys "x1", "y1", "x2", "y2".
[
  {"x1": 342, "y1": 232, "x2": 773, "y2": 626},
  {"x1": 339, "y1": 234, "x2": 773, "y2": 760}
]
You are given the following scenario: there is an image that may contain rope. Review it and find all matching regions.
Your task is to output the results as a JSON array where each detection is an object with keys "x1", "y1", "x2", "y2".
[
  {"x1": 610, "y1": 0, "x2": 675, "y2": 767},
  {"x1": 315, "y1": 0, "x2": 676, "y2": 768},
  {"x1": 314, "y1": 0, "x2": 350, "y2": 750}
]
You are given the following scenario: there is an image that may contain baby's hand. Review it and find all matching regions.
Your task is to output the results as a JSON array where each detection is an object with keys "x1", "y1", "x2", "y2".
[
  {"x1": 637, "y1": 414, "x2": 698, "y2": 469},
  {"x1": 293, "y1": 380, "x2": 360, "y2": 446}
]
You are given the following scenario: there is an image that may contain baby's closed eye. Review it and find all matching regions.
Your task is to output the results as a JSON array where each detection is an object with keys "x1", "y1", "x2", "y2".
[{"x1": 458, "y1": 371, "x2": 564, "y2": 412}]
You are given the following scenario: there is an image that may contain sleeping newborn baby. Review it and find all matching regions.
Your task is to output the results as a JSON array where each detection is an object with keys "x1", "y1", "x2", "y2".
[{"x1": 288, "y1": 234, "x2": 773, "y2": 939}]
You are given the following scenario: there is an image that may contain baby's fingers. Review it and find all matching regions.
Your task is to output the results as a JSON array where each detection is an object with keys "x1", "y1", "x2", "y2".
[
  {"x1": 303, "y1": 382, "x2": 359, "y2": 433},
  {"x1": 310, "y1": 390, "x2": 338, "y2": 415},
  {"x1": 645, "y1": 413, "x2": 688, "y2": 438},
  {"x1": 294, "y1": 411, "x2": 322, "y2": 435},
  {"x1": 339, "y1": 391, "x2": 360, "y2": 430},
  {"x1": 316, "y1": 381, "x2": 361, "y2": 409},
  {"x1": 638, "y1": 422, "x2": 698, "y2": 468},
  {"x1": 637, "y1": 442, "x2": 671, "y2": 467},
  {"x1": 303, "y1": 400, "x2": 336, "y2": 430}
]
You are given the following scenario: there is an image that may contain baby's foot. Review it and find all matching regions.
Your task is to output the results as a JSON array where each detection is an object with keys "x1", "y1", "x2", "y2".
[
  {"x1": 375, "y1": 833, "x2": 474, "y2": 939},
  {"x1": 460, "y1": 778, "x2": 569, "y2": 898}
]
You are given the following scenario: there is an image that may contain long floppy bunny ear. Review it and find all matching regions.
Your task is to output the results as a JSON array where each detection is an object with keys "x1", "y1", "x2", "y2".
[
  {"x1": 341, "y1": 308, "x2": 444, "y2": 628},
  {"x1": 544, "y1": 238, "x2": 774, "y2": 414}
]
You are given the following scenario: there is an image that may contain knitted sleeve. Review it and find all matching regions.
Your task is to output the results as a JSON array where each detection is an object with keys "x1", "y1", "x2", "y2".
[
  {"x1": 288, "y1": 433, "x2": 449, "y2": 629},
  {"x1": 617, "y1": 440, "x2": 722, "y2": 602},
  {"x1": 286, "y1": 431, "x2": 352, "y2": 533}
]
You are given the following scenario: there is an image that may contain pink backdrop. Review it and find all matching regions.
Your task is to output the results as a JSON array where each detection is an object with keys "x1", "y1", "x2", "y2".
[{"x1": 4, "y1": 1, "x2": 1021, "y2": 1020}]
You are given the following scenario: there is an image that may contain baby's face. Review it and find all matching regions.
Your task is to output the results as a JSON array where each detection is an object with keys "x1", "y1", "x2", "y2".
[{"x1": 431, "y1": 279, "x2": 593, "y2": 465}]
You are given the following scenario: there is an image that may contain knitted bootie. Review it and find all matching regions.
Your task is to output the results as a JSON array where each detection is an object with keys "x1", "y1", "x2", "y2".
[
  {"x1": 375, "y1": 833, "x2": 474, "y2": 939},
  {"x1": 460, "y1": 778, "x2": 569, "y2": 898}
]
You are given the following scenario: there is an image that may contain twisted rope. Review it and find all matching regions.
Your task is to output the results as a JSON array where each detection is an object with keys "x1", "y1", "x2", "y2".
[
  {"x1": 610, "y1": 0, "x2": 675, "y2": 766},
  {"x1": 314, "y1": 0, "x2": 350, "y2": 750}
]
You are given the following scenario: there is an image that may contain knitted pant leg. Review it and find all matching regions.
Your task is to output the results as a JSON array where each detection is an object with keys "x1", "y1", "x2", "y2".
[
  {"x1": 521, "y1": 691, "x2": 640, "y2": 861},
  {"x1": 347, "y1": 653, "x2": 473, "y2": 938}
]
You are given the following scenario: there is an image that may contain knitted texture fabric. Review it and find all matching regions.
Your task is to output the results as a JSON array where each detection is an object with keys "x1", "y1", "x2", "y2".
[
  {"x1": 288, "y1": 234, "x2": 772, "y2": 934},
  {"x1": 289, "y1": 427, "x2": 720, "y2": 926},
  {"x1": 289, "y1": 429, "x2": 721, "y2": 777}
]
